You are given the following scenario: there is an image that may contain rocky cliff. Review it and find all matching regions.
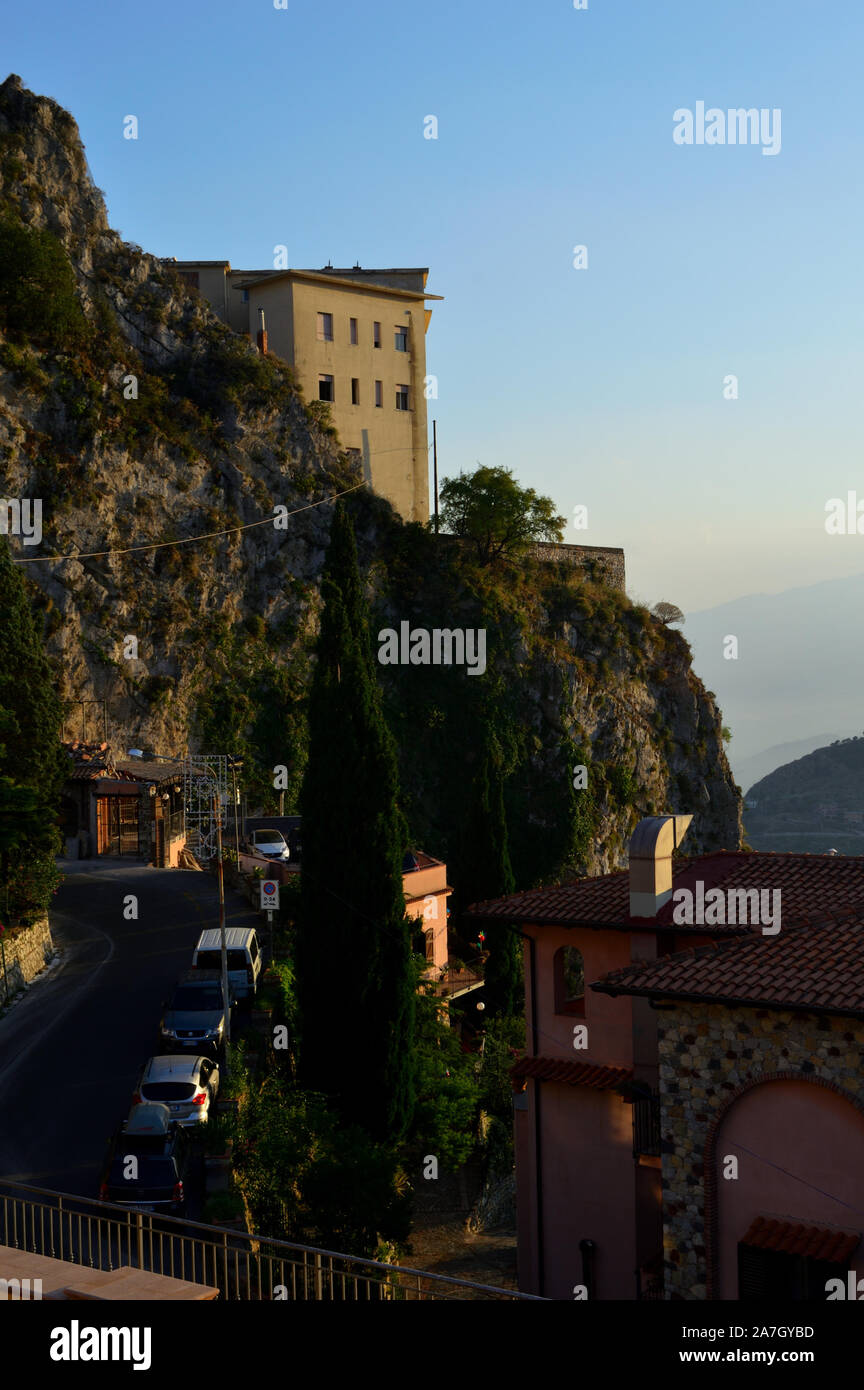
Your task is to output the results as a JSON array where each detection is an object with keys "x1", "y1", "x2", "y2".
[{"x1": 0, "y1": 73, "x2": 742, "y2": 880}]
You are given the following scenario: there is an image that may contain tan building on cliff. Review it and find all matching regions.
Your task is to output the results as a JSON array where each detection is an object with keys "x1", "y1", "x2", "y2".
[{"x1": 164, "y1": 260, "x2": 441, "y2": 524}]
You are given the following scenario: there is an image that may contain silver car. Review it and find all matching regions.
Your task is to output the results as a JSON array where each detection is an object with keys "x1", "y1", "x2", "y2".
[
  {"x1": 248, "y1": 828, "x2": 290, "y2": 861},
  {"x1": 132, "y1": 1054, "x2": 220, "y2": 1126}
]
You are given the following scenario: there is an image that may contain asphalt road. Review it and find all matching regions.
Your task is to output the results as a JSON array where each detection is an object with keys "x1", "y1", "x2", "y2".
[{"x1": 0, "y1": 859, "x2": 261, "y2": 1201}]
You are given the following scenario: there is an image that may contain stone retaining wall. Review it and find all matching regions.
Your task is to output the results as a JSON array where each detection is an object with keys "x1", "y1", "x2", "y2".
[{"x1": 0, "y1": 916, "x2": 55, "y2": 1000}]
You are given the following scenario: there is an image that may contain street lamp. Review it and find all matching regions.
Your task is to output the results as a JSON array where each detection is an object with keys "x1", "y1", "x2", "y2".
[{"x1": 127, "y1": 750, "x2": 232, "y2": 1046}]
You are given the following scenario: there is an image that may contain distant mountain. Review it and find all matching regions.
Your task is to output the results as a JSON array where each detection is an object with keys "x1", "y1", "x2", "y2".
[
  {"x1": 743, "y1": 737, "x2": 864, "y2": 854},
  {"x1": 735, "y1": 734, "x2": 851, "y2": 796},
  {"x1": 683, "y1": 572, "x2": 864, "y2": 782}
]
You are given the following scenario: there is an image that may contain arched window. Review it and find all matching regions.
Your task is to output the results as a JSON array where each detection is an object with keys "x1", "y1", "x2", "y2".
[{"x1": 554, "y1": 945, "x2": 585, "y2": 1016}]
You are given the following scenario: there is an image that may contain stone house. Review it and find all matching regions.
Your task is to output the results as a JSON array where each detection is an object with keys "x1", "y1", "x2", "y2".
[{"x1": 467, "y1": 816, "x2": 864, "y2": 1301}]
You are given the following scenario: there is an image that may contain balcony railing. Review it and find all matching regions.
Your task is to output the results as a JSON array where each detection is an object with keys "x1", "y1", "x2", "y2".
[{"x1": 0, "y1": 1179, "x2": 544, "y2": 1302}]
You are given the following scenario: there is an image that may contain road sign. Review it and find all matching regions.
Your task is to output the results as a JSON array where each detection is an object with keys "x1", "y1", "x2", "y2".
[{"x1": 260, "y1": 879, "x2": 280, "y2": 911}]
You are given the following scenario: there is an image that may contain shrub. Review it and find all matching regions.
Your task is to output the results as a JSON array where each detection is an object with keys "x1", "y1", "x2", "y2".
[{"x1": 0, "y1": 217, "x2": 87, "y2": 347}]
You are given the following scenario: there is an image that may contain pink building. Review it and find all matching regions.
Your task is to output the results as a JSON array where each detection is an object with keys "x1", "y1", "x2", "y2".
[
  {"x1": 468, "y1": 816, "x2": 864, "y2": 1301},
  {"x1": 402, "y1": 850, "x2": 452, "y2": 979}
]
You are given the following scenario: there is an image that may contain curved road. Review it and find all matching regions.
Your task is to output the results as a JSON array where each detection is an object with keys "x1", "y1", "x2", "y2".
[{"x1": 0, "y1": 859, "x2": 261, "y2": 1200}]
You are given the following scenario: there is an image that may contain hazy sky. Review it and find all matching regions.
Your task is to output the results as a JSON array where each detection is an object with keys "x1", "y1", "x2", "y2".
[{"x1": 6, "y1": 0, "x2": 864, "y2": 610}]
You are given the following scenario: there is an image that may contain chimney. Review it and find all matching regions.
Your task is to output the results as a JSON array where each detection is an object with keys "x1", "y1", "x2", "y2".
[
  {"x1": 628, "y1": 814, "x2": 692, "y2": 917},
  {"x1": 256, "y1": 307, "x2": 268, "y2": 355}
]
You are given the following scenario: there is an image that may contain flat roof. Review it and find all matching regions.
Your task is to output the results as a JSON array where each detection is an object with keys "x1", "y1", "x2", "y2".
[{"x1": 235, "y1": 268, "x2": 443, "y2": 300}]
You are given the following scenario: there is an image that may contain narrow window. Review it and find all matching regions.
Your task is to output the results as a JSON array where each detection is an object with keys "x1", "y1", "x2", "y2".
[
  {"x1": 351, "y1": 378, "x2": 360, "y2": 405},
  {"x1": 394, "y1": 324, "x2": 408, "y2": 351},
  {"x1": 317, "y1": 312, "x2": 333, "y2": 342},
  {"x1": 373, "y1": 321, "x2": 381, "y2": 348},
  {"x1": 553, "y1": 945, "x2": 585, "y2": 1015},
  {"x1": 349, "y1": 317, "x2": 358, "y2": 345},
  {"x1": 374, "y1": 380, "x2": 383, "y2": 407},
  {"x1": 318, "y1": 374, "x2": 334, "y2": 402},
  {"x1": 395, "y1": 383, "x2": 410, "y2": 411}
]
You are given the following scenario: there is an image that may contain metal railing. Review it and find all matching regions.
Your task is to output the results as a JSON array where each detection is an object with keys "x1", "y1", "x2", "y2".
[{"x1": 0, "y1": 1179, "x2": 545, "y2": 1302}]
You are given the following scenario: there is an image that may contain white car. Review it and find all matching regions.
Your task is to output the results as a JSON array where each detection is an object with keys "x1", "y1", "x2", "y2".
[
  {"x1": 132, "y1": 1054, "x2": 219, "y2": 1126},
  {"x1": 248, "y1": 828, "x2": 290, "y2": 861}
]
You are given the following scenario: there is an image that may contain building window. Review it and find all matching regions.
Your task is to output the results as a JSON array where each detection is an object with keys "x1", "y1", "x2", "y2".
[
  {"x1": 394, "y1": 324, "x2": 408, "y2": 352},
  {"x1": 553, "y1": 945, "x2": 585, "y2": 1016},
  {"x1": 349, "y1": 317, "x2": 358, "y2": 344},
  {"x1": 351, "y1": 378, "x2": 360, "y2": 405},
  {"x1": 738, "y1": 1245, "x2": 843, "y2": 1301},
  {"x1": 241, "y1": 289, "x2": 249, "y2": 303},
  {"x1": 374, "y1": 380, "x2": 383, "y2": 407},
  {"x1": 424, "y1": 929, "x2": 435, "y2": 963},
  {"x1": 318, "y1": 374, "x2": 334, "y2": 402},
  {"x1": 317, "y1": 312, "x2": 334, "y2": 342},
  {"x1": 373, "y1": 321, "x2": 381, "y2": 348},
  {"x1": 395, "y1": 384, "x2": 410, "y2": 411}
]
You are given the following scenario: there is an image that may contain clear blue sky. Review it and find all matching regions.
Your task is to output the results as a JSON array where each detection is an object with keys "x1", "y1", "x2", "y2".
[{"x1": 7, "y1": 0, "x2": 864, "y2": 609}]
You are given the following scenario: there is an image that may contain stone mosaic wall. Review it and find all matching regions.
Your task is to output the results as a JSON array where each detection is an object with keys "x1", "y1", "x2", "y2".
[{"x1": 658, "y1": 1001, "x2": 864, "y2": 1299}]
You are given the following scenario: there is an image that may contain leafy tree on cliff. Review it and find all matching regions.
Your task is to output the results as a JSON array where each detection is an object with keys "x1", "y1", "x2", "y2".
[
  {"x1": 438, "y1": 465, "x2": 566, "y2": 564},
  {"x1": 0, "y1": 541, "x2": 65, "y2": 924},
  {"x1": 296, "y1": 503, "x2": 415, "y2": 1143}
]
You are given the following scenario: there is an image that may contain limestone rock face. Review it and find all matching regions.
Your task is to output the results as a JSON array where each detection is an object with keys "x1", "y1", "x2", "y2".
[{"x1": 0, "y1": 75, "x2": 741, "y2": 866}]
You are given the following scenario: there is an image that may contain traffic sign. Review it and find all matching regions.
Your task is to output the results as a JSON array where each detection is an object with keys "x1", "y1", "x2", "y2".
[{"x1": 260, "y1": 879, "x2": 280, "y2": 911}]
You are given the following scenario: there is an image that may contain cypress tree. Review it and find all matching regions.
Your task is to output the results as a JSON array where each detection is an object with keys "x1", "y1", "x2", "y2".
[
  {"x1": 296, "y1": 503, "x2": 415, "y2": 1142},
  {"x1": 458, "y1": 727, "x2": 522, "y2": 1017},
  {"x1": 0, "y1": 540, "x2": 66, "y2": 923}
]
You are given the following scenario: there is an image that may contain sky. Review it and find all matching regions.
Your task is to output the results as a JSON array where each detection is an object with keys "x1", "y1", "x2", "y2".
[{"x1": 5, "y1": 0, "x2": 864, "y2": 611}]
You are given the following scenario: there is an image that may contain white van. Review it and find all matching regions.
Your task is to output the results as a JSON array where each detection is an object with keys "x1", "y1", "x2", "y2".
[{"x1": 192, "y1": 926, "x2": 262, "y2": 1001}]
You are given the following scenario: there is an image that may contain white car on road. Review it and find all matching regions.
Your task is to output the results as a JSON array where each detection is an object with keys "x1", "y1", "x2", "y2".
[{"x1": 132, "y1": 1054, "x2": 220, "y2": 1126}]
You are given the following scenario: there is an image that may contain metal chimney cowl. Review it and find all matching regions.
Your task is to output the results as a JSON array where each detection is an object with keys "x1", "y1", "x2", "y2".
[{"x1": 628, "y1": 814, "x2": 693, "y2": 918}]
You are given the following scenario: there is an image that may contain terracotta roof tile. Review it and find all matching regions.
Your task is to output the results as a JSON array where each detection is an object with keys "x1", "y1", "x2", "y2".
[
  {"x1": 593, "y1": 913, "x2": 864, "y2": 1016},
  {"x1": 741, "y1": 1216, "x2": 859, "y2": 1263},
  {"x1": 467, "y1": 852, "x2": 864, "y2": 936},
  {"x1": 510, "y1": 1056, "x2": 633, "y2": 1090},
  {"x1": 62, "y1": 740, "x2": 118, "y2": 780}
]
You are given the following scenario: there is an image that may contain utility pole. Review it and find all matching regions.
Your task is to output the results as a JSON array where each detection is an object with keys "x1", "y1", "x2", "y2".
[
  {"x1": 432, "y1": 419, "x2": 439, "y2": 534},
  {"x1": 213, "y1": 789, "x2": 231, "y2": 1046}
]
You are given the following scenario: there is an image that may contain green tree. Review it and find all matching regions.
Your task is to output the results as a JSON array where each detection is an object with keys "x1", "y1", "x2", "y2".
[
  {"x1": 438, "y1": 465, "x2": 565, "y2": 564},
  {"x1": 296, "y1": 503, "x2": 415, "y2": 1142},
  {"x1": 0, "y1": 215, "x2": 87, "y2": 347},
  {"x1": 234, "y1": 1079, "x2": 411, "y2": 1256},
  {"x1": 410, "y1": 979, "x2": 480, "y2": 1171},
  {"x1": 0, "y1": 542, "x2": 65, "y2": 924},
  {"x1": 456, "y1": 728, "x2": 522, "y2": 1017}
]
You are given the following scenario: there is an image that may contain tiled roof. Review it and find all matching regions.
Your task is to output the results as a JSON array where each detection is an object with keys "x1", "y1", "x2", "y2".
[
  {"x1": 510, "y1": 1056, "x2": 633, "y2": 1090},
  {"x1": 592, "y1": 911, "x2": 864, "y2": 1016},
  {"x1": 741, "y1": 1216, "x2": 859, "y2": 1263},
  {"x1": 466, "y1": 852, "x2": 864, "y2": 935},
  {"x1": 403, "y1": 849, "x2": 443, "y2": 873},
  {"x1": 62, "y1": 741, "x2": 118, "y2": 780}
]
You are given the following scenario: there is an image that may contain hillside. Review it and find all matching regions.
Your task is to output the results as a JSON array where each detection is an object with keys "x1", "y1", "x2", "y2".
[
  {"x1": 685, "y1": 573, "x2": 864, "y2": 779},
  {"x1": 0, "y1": 73, "x2": 742, "y2": 886},
  {"x1": 743, "y1": 736, "x2": 864, "y2": 854}
]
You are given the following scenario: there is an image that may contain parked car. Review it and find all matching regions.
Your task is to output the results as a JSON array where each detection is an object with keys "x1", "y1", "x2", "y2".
[
  {"x1": 99, "y1": 1102, "x2": 193, "y2": 1214},
  {"x1": 191, "y1": 926, "x2": 262, "y2": 1002},
  {"x1": 247, "y1": 828, "x2": 290, "y2": 861},
  {"x1": 132, "y1": 1054, "x2": 220, "y2": 1126},
  {"x1": 159, "y1": 971, "x2": 233, "y2": 1057}
]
